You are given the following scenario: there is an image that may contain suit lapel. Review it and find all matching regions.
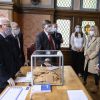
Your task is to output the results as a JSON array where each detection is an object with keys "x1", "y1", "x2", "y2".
[{"x1": 88, "y1": 37, "x2": 96, "y2": 48}]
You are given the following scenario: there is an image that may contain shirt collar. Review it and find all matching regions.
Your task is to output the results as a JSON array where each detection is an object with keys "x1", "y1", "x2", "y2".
[
  {"x1": 0, "y1": 32, "x2": 5, "y2": 38},
  {"x1": 44, "y1": 29, "x2": 49, "y2": 38}
]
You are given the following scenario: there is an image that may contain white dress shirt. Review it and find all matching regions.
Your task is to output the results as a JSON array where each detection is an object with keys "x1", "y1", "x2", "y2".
[{"x1": 71, "y1": 33, "x2": 84, "y2": 51}]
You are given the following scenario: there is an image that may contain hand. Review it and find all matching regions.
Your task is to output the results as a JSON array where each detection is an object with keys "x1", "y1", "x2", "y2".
[
  {"x1": 79, "y1": 47, "x2": 83, "y2": 52},
  {"x1": 95, "y1": 64, "x2": 100, "y2": 71},
  {"x1": 24, "y1": 61, "x2": 29, "y2": 66},
  {"x1": 74, "y1": 47, "x2": 80, "y2": 52},
  {"x1": 7, "y1": 78, "x2": 15, "y2": 86},
  {"x1": 85, "y1": 55, "x2": 89, "y2": 61}
]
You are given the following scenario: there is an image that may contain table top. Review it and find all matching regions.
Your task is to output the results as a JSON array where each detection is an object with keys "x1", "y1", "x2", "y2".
[{"x1": 1, "y1": 66, "x2": 93, "y2": 100}]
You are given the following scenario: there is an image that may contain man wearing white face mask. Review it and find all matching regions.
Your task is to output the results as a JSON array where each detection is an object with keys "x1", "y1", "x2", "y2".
[
  {"x1": 84, "y1": 26, "x2": 100, "y2": 93},
  {"x1": 35, "y1": 20, "x2": 55, "y2": 50},
  {"x1": 0, "y1": 18, "x2": 16, "y2": 92},
  {"x1": 70, "y1": 25, "x2": 86, "y2": 76},
  {"x1": 51, "y1": 23, "x2": 63, "y2": 50},
  {"x1": 6, "y1": 22, "x2": 25, "y2": 73}
]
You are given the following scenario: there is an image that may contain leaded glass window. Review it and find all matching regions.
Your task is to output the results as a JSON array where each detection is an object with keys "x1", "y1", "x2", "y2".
[
  {"x1": 57, "y1": 19, "x2": 71, "y2": 48},
  {"x1": 82, "y1": 0, "x2": 98, "y2": 9},
  {"x1": 82, "y1": 21, "x2": 95, "y2": 34},
  {"x1": 57, "y1": 0, "x2": 72, "y2": 8}
]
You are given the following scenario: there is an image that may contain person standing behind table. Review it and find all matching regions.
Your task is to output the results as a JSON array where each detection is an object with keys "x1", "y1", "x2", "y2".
[
  {"x1": 70, "y1": 25, "x2": 86, "y2": 76},
  {"x1": 51, "y1": 23, "x2": 63, "y2": 50},
  {"x1": 35, "y1": 20, "x2": 56, "y2": 65},
  {"x1": 6, "y1": 22, "x2": 25, "y2": 72},
  {"x1": 0, "y1": 18, "x2": 15, "y2": 92},
  {"x1": 83, "y1": 26, "x2": 100, "y2": 93},
  {"x1": 35, "y1": 20, "x2": 55, "y2": 50}
]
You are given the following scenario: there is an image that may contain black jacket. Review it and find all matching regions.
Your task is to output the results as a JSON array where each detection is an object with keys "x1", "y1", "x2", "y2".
[
  {"x1": 0, "y1": 34, "x2": 16, "y2": 88},
  {"x1": 35, "y1": 31, "x2": 55, "y2": 50},
  {"x1": 6, "y1": 33, "x2": 25, "y2": 72}
]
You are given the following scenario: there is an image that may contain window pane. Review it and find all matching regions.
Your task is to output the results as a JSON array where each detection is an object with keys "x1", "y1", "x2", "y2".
[
  {"x1": 82, "y1": 21, "x2": 95, "y2": 33},
  {"x1": 57, "y1": 19, "x2": 71, "y2": 48},
  {"x1": 82, "y1": 0, "x2": 97, "y2": 9},
  {"x1": 57, "y1": 0, "x2": 72, "y2": 8}
]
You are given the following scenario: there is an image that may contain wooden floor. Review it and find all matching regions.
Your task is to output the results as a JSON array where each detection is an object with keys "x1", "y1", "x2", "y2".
[{"x1": 80, "y1": 75, "x2": 100, "y2": 100}]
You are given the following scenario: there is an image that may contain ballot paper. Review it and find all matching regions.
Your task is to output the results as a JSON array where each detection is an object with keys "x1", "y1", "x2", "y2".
[
  {"x1": 15, "y1": 72, "x2": 32, "y2": 83},
  {"x1": 0, "y1": 86, "x2": 30, "y2": 100},
  {"x1": 67, "y1": 90, "x2": 88, "y2": 100},
  {"x1": 31, "y1": 84, "x2": 51, "y2": 93},
  {"x1": 47, "y1": 66, "x2": 59, "y2": 71},
  {"x1": 15, "y1": 77, "x2": 31, "y2": 83}
]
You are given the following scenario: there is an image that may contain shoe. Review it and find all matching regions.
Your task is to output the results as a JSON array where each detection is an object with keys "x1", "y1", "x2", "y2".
[{"x1": 90, "y1": 86, "x2": 99, "y2": 93}]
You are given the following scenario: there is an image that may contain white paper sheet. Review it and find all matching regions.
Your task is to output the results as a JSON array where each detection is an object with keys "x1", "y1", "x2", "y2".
[
  {"x1": 47, "y1": 66, "x2": 59, "y2": 71},
  {"x1": 67, "y1": 90, "x2": 88, "y2": 100},
  {"x1": 15, "y1": 77, "x2": 31, "y2": 83},
  {"x1": 0, "y1": 86, "x2": 30, "y2": 100}
]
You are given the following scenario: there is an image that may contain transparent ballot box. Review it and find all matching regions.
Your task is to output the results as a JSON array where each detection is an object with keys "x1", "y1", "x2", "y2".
[{"x1": 31, "y1": 50, "x2": 64, "y2": 85}]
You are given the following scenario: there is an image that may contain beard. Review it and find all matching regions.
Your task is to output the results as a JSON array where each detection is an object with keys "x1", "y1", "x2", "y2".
[{"x1": 12, "y1": 28, "x2": 20, "y2": 36}]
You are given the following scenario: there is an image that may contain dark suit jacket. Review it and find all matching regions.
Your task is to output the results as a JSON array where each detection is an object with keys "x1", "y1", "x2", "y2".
[
  {"x1": 18, "y1": 32, "x2": 25, "y2": 65},
  {"x1": 0, "y1": 34, "x2": 15, "y2": 88},
  {"x1": 51, "y1": 32, "x2": 63, "y2": 50},
  {"x1": 35, "y1": 31, "x2": 54, "y2": 50},
  {"x1": 6, "y1": 33, "x2": 25, "y2": 72}
]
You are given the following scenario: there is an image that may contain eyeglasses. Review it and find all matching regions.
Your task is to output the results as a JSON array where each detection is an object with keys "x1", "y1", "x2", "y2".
[{"x1": 3, "y1": 24, "x2": 11, "y2": 27}]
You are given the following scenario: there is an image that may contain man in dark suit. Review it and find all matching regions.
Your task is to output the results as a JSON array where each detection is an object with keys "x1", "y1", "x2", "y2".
[
  {"x1": 0, "y1": 18, "x2": 15, "y2": 92},
  {"x1": 6, "y1": 22, "x2": 25, "y2": 72},
  {"x1": 35, "y1": 20, "x2": 56, "y2": 65},
  {"x1": 51, "y1": 23, "x2": 63, "y2": 50},
  {"x1": 35, "y1": 20, "x2": 55, "y2": 50}
]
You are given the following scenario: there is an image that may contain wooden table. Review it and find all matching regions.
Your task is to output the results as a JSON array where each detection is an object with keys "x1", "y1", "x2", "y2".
[{"x1": 1, "y1": 66, "x2": 93, "y2": 100}]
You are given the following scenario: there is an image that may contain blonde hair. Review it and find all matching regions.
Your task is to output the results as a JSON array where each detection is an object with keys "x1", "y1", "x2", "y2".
[{"x1": 90, "y1": 25, "x2": 100, "y2": 37}]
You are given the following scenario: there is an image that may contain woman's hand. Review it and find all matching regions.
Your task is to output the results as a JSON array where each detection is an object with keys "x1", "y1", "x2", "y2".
[{"x1": 85, "y1": 54, "x2": 89, "y2": 61}]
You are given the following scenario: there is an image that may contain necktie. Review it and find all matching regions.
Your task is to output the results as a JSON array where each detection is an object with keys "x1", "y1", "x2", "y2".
[{"x1": 48, "y1": 34, "x2": 55, "y2": 50}]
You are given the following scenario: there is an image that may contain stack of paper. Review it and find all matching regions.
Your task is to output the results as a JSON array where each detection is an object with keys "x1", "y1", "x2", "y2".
[
  {"x1": 0, "y1": 86, "x2": 30, "y2": 100},
  {"x1": 67, "y1": 90, "x2": 88, "y2": 100},
  {"x1": 15, "y1": 77, "x2": 31, "y2": 83}
]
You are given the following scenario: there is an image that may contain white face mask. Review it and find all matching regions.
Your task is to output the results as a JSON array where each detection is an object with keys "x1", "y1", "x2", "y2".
[
  {"x1": 4, "y1": 28, "x2": 12, "y2": 37},
  {"x1": 52, "y1": 28, "x2": 57, "y2": 32},
  {"x1": 12, "y1": 28, "x2": 20, "y2": 36},
  {"x1": 89, "y1": 31, "x2": 94, "y2": 36},
  {"x1": 75, "y1": 28, "x2": 81, "y2": 32}
]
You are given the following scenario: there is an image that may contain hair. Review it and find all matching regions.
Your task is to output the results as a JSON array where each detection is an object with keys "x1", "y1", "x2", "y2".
[
  {"x1": 75, "y1": 32, "x2": 83, "y2": 37},
  {"x1": 42, "y1": 20, "x2": 51, "y2": 29},
  {"x1": 90, "y1": 25, "x2": 100, "y2": 37}
]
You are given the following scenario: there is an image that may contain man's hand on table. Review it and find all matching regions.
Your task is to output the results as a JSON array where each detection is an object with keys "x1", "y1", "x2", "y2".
[{"x1": 7, "y1": 78, "x2": 15, "y2": 86}]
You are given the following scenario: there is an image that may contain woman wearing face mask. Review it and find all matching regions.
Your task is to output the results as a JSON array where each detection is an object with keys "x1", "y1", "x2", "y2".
[
  {"x1": 83, "y1": 26, "x2": 100, "y2": 93},
  {"x1": 70, "y1": 25, "x2": 86, "y2": 76}
]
